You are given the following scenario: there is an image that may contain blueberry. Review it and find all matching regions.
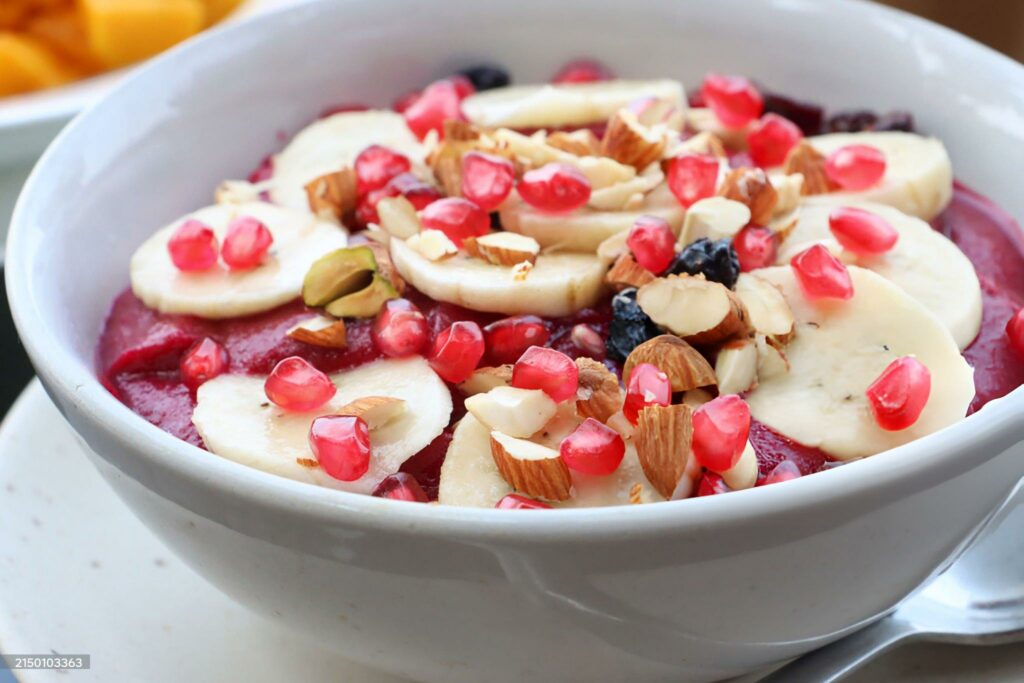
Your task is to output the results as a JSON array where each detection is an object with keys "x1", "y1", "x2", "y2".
[
  {"x1": 668, "y1": 238, "x2": 740, "y2": 289},
  {"x1": 875, "y1": 110, "x2": 915, "y2": 133},
  {"x1": 607, "y1": 288, "x2": 661, "y2": 362},
  {"x1": 826, "y1": 110, "x2": 878, "y2": 133},
  {"x1": 458, "y1": 64, "x2": 510, "y2": 92}
]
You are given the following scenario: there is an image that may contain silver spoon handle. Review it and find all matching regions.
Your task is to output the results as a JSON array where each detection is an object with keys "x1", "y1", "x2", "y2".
[{"x1": 759, "y1": 617, "x2": 920, "y2": 683}]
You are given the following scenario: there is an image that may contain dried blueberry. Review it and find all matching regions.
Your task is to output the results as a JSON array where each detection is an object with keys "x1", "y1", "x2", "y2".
[
  {"x1": 668, "y1": 238, "x2": 740, "y2": 289},
  {"x1": 763, "y1": 92, "x2": 824, "y2": 136},
  {"x1": 458, "y1": 64, "x2": 511, "y2": 91},
  {"x1": 874, "y1": 110, "x2": 915, "y2": 133},
  {"x1": 607, "y1": 288, "x2": 660, "y2": 362},
  {"x1": 826, "y1": 110, "x2": 878, "y2": 133}
]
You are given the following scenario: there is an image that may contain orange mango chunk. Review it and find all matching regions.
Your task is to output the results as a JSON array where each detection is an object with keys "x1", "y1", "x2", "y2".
[
  {"x1": 201, "y1": 0, "x2": 245, "y2": 25},
  {"x1": 27, "y1": 8, "x2": 103, "y2": 74},
  {"x1": 0, "y1": 32, "x2": 75, "y2": 96},
  {"x1": 81, "y1": 0, "x2": 204, "y2": 69}
]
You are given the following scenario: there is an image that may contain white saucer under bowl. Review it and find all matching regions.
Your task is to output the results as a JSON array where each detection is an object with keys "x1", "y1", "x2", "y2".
[{"x1": 1, "y1": 381, "x2": 1022, "y2": 683}]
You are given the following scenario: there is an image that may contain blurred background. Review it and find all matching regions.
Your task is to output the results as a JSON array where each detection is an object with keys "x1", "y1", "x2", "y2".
[{"x1": 0, "y1": 0, "x2": 1022, "y2": 414}]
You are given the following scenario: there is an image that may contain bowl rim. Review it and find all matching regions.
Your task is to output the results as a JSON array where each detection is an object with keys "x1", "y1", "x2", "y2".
[{"x1": 7, "y1": 0, "x2": 1024, "y2": 542}]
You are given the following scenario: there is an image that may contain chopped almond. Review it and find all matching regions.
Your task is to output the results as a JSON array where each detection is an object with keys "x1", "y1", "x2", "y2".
[
  {"x1": 458, "y1": 365, "x2": 513, "y2": 396},
  {"x1": 464, "y1": 232, "x2": 541, "y2": 266},
  {"x1": 512, "y1": 261, "x2": 533, "y2": 281},
  {"x1": 304, "y1": 167, "x2": 358, "y2": 221},
  {"x1": 575, "y1": 357, "x2": 623, "y2": 423},
  {"x1": 490, "y1": 431, "x2": 571, "y2": 501},
  {"x1": 465, "y1": 386, "x2": 557, "y2": 438},
  {"x1": 673, "y1": 130, "x2": 727, "y2": 158},
  {"x1": 718, "y1": 167, "x2": 778, "y2": 226},
  {"x1": 628, "y1": 482, "x2": 644, "y2": 504},
  {"x1": 637, "y1": 275, "x2": 752, "y2": 346},
  {"x1": 756, "y1": 336, "x2": 791, "y2": 380},
  {"x1": 600, "y1": 109, "x2": 667, "y2": 170},
  {"x1": 734, "y1": 274, "x2": 795, "y2": 344},
  {"x1": 783, "y1": 141, "x2": 836, "y2": 195},
  {"x1": 635, "y1": 403, "x2": 694, "y2": 499},
  {"x1": 365, "y1": 240, "x2": 406, "y2": 295},
  {"x1": 714, "y1": 338, "x2": 758, "y2": 395},
  {"x1": 596, "y1": 230, "x2": 631, "y2": 264},
  {"x1": 547, "y1": 129, "x2": 601, "y2": 156},
  {"x1": 407, "y1": 230, "x2": 458, "y2": 261},
  {"x1": 286, "y1": 315, "x2": 348, "y2": 348},
  {"x1": 296, "y1": 457, "x2": 319, "y2": 469},
  {"x1": 376, "y1": 196, "x2": 422, "y2": 239},
  {"x1": 623, "y1": 335, "x2": 717, "y2": 392},
  {"x1": 605, "y1": 252, "x2": 655, "y2": 290},
  {"x1": 334, "y1": 396, "x2": 406, "y2": 430}
]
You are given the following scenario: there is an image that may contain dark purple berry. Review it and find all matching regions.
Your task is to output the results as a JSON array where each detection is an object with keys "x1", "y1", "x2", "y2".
[
  {"x1": 458, "y1": 64, "x2": 510, "y2": 91},
  {"x1": 668, "y1": 238, "x2": 740, "y2": 289},
  {"x1": 607, "y1": 288, "x2": 660, "y2": 362},
  {"x1": 763, "y1": 92, "x2": 824, "y2": 136}
]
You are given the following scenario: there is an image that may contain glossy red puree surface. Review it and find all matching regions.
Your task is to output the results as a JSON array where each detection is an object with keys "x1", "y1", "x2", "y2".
[{"x1": 97, "y1": 185, "x2": 1024, "y2": 497}]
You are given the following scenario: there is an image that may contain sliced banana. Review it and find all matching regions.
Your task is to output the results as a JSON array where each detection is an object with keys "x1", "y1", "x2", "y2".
[
  {"x1": 437, "y1": 413, "x2": 664, "y2": 508},
  {"x1": 462, "y1": 79, "x2": 685, "y2": 129},
  {"x1": 193, "y1": 357, "x2": 452, "y2": 494},
  {"x1": 776, "y1": 199, "x2": 982, "y2": 349},
  {"x1": 745, "y1": 266, "x2": 974, "y2": 460},
  {"x1": 269, "y1": 110, "x2": 427, "y2": 211},
  {"x1": 130, "y1": 201, "x2": 347, "y2": 319},
  {"x1": 500, "y1": 183, "x2": 684, "y2": 253},
  {"x1": 390, "y1": 237, "x2": 607, "y2": 317},
  {"x1": 800, "y1": 132, "x2": 953, "y2": 221}
]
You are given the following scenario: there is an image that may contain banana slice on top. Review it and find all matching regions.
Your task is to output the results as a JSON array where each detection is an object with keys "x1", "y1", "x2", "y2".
[
  {"x1": 437, "y1": 413, "x2": 663, "y2": 508},
  {"x1": 461, "y1": 79, "x2": 685, "y2": 129},
  {"x1": 745, "y1": 266, "x2": 974, "y2": 461},
  {"x1": 130, "y1": 201, "x2": 347, "y2": 319},
  {"x1": 389, "y1": 237, "x2": 607, "y2": 317},
  {"x1": 269, "y1": 110, "x2": 427, "y2": 211},
  {"x1": 776, "y1": 199, "x2": 982, "y2": 349},
  {"x1": 500, "y1": 183, "x2": 684, "y2": 253},
  {"x1": 803, "y1": 132, "x2": 953, "y2": 221},
  {"x1": 193, "y1": 357, "x2": 452, "y2": 494}
]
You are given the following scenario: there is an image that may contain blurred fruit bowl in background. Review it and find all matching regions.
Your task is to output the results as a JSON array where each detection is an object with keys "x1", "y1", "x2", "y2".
[{"x1": 1, "y1": 0, "x2": 245, "y2": 97}]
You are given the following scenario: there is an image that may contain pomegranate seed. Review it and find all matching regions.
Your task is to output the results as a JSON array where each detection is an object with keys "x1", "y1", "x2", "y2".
[
  {"x1": 167, "y1": 219, "x2": 219, "y2": 272},
  {"x1": 180, "y1": 337, "x2": 227, "y2": 392},
  {"x1": 1007, "y1": 308, "x2": 1024, "y2": 358},
  {"x1": 747, "y1": 113, "x2": 803, "y2": 167},
  {"x1": 701, "y1": 73, "x2": 764, "y2": 129},
  {"x1": 570, "y1": 324, "x2": 606, "y2": 359},
  {"x1": 495, "y1": 493, "x2": 552, "y2": 509},
  {"x1": 372, "y1": 472, "x2": 429, "y2": 502},
  {"x1": 692, "y1": 394, "x2": 751, "y2": 473},
  {"x1": 623, "y1": 363, "x2": 671, "y2": 424},
  {"x1": 733, "y1": 226, "x2": 777, "y2": 271},
  {"x1": 403, "y1": 78, "x2": 466, "y2": 140},
  {"x1": 428, "y1": 321, "x2": 485, "y2": 383},
  {"x1": 220, "y1": 216, "x2": 273, "y2": 271},
  {"x1": 419, "y1": 197, "x2": 490, "y2": 247},
  {"x1": 354, "y1": 187, "x2": 390, "y2": 227},
  {"x1": 560, "y1": 418, "x2": 625, "y2": 476},
  {"x1": 627, "y1": 215, "x2": 676, "y2": 273},
  {"x1": 825, "y1": 144, "x2": 887, "y2": 190},
  {"x1": 387, "y1": 172, "x2": 443, "y2": 210},
  {"x1": 373, "y1": 298, "x2": 429, "y2": 357},
  {"x1": 697, "y1": 473, "x2": 732, "y2": 497},
  {"x1": 828, "y1": 206, "x2": 899, "y2": 255},
  {"x1": 762, "y1": 460, "x2": 801, "y2": 485},
  {"x1": 551, "y1": 58, "x2": 613, "y2": 84},
  {"x1": 517, "y1": 163, "x2": 591, "y2": 213},
  {"x1": 791, "y1": 244, "x2": 854, "y2": 301},
  {"x1": 264, "y1": 356, "x2": 336, "y2": 411},
  {"x1": 866, "y1": 357, "x2": 932, "y2": 431},
  {"x1": 354, "y1": 145, "x2": 412, "y2": 194},
  {"x1": 511, "y1": 346, "x2": 579, "y2": 403},
  {"x1": 309, "y1": 415, "x2": 371, "y2": 481},
  {"x1": 462, "y1": 151, "x2": 515, "y2": 211},
  {"x1": 448, "y1": 75, "x2": 476, "y2": 99},
  {"x1": 666, "y1": 154, "x2": 719, "y2": 208},
  {"x1": 484, "y1": 315, "x2": 550, "y2": 365}
]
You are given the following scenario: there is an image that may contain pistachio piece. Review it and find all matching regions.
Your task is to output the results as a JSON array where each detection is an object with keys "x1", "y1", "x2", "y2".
[
  {"x1": 325, "y1": 274, "x2": 399, "y2": 318},
  {"x1": 302, "y1": 246, "x2": 378, "y2": 307}
]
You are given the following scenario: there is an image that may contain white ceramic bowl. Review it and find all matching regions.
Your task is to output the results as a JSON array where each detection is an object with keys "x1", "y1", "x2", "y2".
[{"x1": 7, "y1": 1, "x2": 1024, "y2": 681}]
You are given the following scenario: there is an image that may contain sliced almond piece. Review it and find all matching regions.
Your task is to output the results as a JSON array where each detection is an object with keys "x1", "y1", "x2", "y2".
[
  {"x1": 286, "y1": 315, "x2": 348, "y2": 348},
  {"x1": 637, "y1": 275, "x2": 751, "y2": 346},
  {"x1": 756, "y1": 335, "x2": 790, "y2": 380},
  {"x1": 605, "y1": 252, "x2": 655, "y2": 290},
  {"x1": 715, "y1": 338, "x2": 758, "y2": 395},
  {"x1": 601, "y1": 109, "x2": 667, "y2": 171},
  {"x1": 304, "y1": 168, "x2": 358, "y2": 221},
  {"x1": 772, "y1": 173, "x2": 804, "y2": 217},
  {"x1": 685, "y1": 108, "x2": 751, "y2": 150},
  {"x1": 511, "y1": 261, "x2": 533, "y2": 281},
  {"x1": 634, "y1": 403, "x2": 693, "y2": 498},
  {"x1": 215, "y1": 179, "x2": 261, "y2": 205},
  {"x1": 465, "y1": 386, "x2": 558, "y2": 438},
  {"x1": 671, "y1": 130, "x2": 728, "y2": 158},
  {"x1": 605, "y1": 410, "x2": 635, "y2": 440},
  {"x1": 623, "y1": 335, "x2": 717, "y2": 392},
  {"x1": 464, "y1": 232, "x2": 541, "y2": 266},
  {"x1": 575, "y1": 357, "x2": 623, "y2": 423},
  {"x1": 735, "y1": 273, "x2": 795, "y2": 344},
  {"x1": 366, "y1": 240, "x2": 406, "y2": 295},
  {"x1": 459, "y1": 365, "x2": 513, "y2": 396},
  {"x1": 334, "y1": 396, "x2": 407, "y2": 430},
  {"x1": 718, "y1": 167, "x2": 778, "y2": 226},
  {"x1": 406, "y1": 230, "x2": 458, "y2": 261},
  {"x1": 680, "y1": 196, "x2": 751, "y2": 245},
  {"x1": 377, "y1": 196, "x2": 422, "y2": 239},
  {"x1": 547, "y1": 129, "x2": 601, "y2": 156},
  {"x1": 597, "y1": 230, "x2": 631, "y2": 264},
  {"x1": 783, "y1": 141, "x2": 835, "y2": 196},
  {"x1": 721, "y1": 440, "x2": 758, "y2": 490},
  {"x1": 490, "y1": 431, "x2": 571, "y2": 501}
]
